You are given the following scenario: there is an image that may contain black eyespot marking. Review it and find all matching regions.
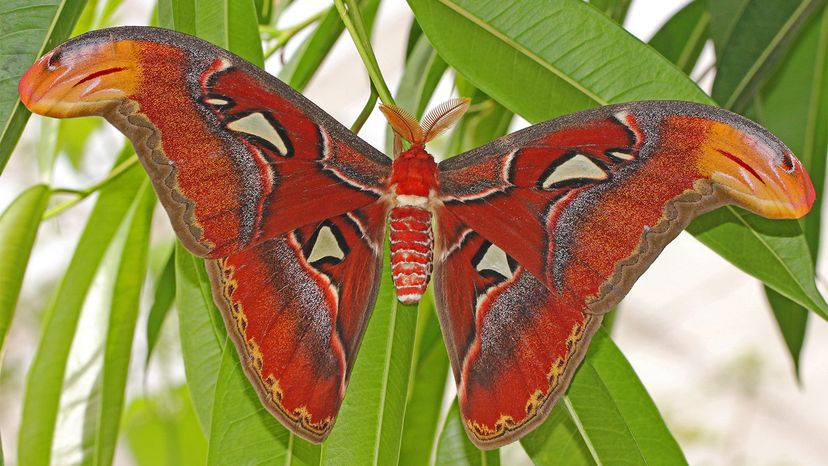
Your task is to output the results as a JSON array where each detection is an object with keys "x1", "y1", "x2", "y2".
[
  {"x1": 47, "y1": 50, "x2": 63, "y2": 70},
  {"x1": 781, "y1": 152, "x2": 795, "y2": 173}
]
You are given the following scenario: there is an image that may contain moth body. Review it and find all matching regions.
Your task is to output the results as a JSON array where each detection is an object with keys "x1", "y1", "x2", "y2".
[{"x1": 388, "y1": 143, "x2": 439, "y2": 303}]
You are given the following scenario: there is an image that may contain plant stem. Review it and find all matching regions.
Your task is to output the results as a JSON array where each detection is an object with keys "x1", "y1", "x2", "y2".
[
  {"x1": 43, "y1": 155, "x2": 140, "y2": 220},
  {"x1": 351, "y1": 85, "x2": 379, "y2": 133},
  {"x1": 333, "y1": 0, "x2": 395, "y2": 105},
  {"x1": 262, "y1": 8, "x2": 329, "y2": 59}
]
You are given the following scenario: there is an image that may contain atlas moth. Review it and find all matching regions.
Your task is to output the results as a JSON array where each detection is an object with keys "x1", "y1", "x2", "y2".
[{"x1": 19, "y1": 26, "x2": 814, "y2": 448}]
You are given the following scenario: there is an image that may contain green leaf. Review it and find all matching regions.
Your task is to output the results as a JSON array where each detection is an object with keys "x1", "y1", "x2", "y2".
[
  {"x1": 93, "y1": 181, "x2": 156, "y2": 466},
  {"x1": 407, "y1": 0, "x2": 707, "y2": 123},
  {"x1": 707, "y1": 0, "x2": 749, "y2": 53},
  {"x1": 145, "y1": 248, "x2": 176, "y2": 368},
  {"x1": 17, "y1": 154, "x2": 145, "y2": 466},
  {"x1": 319, "y1": 254, "x2": 418, "y2": 465},
  {"x1": 0, "y1": 430, "x2": 4, "y2": 466},
  {"x1": 649, "y1": 0, "x2": 710, "y2": 74},
  {"x1": 205, "y1": 338, "x2": 321, "y2": 466},
  {"x1": 435, "y1": 401, "x2": 500, "y2": 466},
  {"x1": 395, "y1": 34, "x2": 448, "y2": 118},
  {"x1": 124, "y1": 386, "x2": 208, "y2": 466},
  {"x1": 279, "y1": 0, "x2": 381, "y2": 90},
  {"x1": 766, "y1": 287, "x2": 808, "y2": 371},
  {"x1": 754, "y1": 5, "x2": 828, "y2": 371},
  {"x1": 711, "y1": 0, "x2": 822, "y2": 111},
  {"x1": 447, "y1": 81, "x2": 514, "y2": 156},
  {"x1": 408, "y1": 0, "x2": 828, "y2": 319},
  {"x1": 158, "y1": 0, "x2": 196, "y2": 34},
  {"x1": 405, "y1": 18, "x2": 423, "y2": 59},
  {"x1": 524, "y1": 328, "x2": 687, "y2": 464},
  {"x1": 194, "y1": 0, "x2": 264, "y2": 67},
  {"x1": 687, "y1": 207, "x2": 827, "y2": 320},
  {"x1": 253, "y1": 0, "x2": 273, "y2": 24},
  {"x1": 388, "y1": 32, "x2": 448, "y2": 154},
  {"x1": 174, "y1": 244, "x2": 224, "y2": 435},
  {"x1": 520, "y1": 401, "x2": 592, "y2": 465},
  {"x1": 0, "y1": 185, "x2": 50, "y2": 355},
  {"x1": 0, "y1": 0, "x2": 88, "y2": 174},
  {"x1": 588, "y1": 0, "x2": 631, "y2": 24},
  {"x1": 399, "y1": 299, "x2": 449, "y2": 466}
]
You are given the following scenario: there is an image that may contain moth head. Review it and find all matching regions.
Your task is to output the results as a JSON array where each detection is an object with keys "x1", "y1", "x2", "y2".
[
  {"x1": 19, "y1": 37, "x2": 142, "y2": 118},
  {"x1": 380, "y1": 98, "x2": 470, "y2": 155},
  {"x1": 696, "y1": 118, "x2": 815, "y2": 219}
]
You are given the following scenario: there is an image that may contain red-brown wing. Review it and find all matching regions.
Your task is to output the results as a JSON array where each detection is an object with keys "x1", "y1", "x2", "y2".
[
  {"x1": 438, "y1": 101, "x2": 812, "y2": 308},
  {"x1": 434, "y1": 101, "x2": 814, "y2": 448},
  {"x1": 433, "y1": 213, "x2": 600, "y2": 449},
  {"x1": 20, "y1": 26, "x2": 391, "y2": 258},
  {"x1": 207, "y1": 200, "x2": 387, "y2": 442}
]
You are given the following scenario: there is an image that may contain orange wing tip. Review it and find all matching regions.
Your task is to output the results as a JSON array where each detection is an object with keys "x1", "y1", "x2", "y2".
[
  {"x1": 694, "y1": 119, "x2": 815, "y2": 219},
  {"x1": 18, "y1": 39, "x2": 142, "y2": 118},
  {"x1": 379, "y1": 103, "x2": 424, "y2": 144}
]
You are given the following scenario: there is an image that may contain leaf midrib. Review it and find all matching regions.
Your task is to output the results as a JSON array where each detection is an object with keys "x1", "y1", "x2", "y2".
[
  {"x1": 438, "y1": 0, "x2": 608, "y2": 106},
  {"x1": 724, "y1": 0, "x2": 816, "y2": 108},
  {"x1": 723, "y1": 205, "x2": 825, "y2": 317},
  {"x1": 563, "y1": 396, "x2": 603, "y2": 466},
  {"x1": 677, "y1": 11, "x2": 710, "y2": 71}
]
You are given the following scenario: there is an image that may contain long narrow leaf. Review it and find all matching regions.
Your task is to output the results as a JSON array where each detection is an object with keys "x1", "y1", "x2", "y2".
[
  {"x1": 708, "y1": 0, "x2": 749, "y2": 53},
  {"x1": 145, "y1": 249, "x2": 177, "y2": 368},
  {"x1": 0, "y1": 185, "x2": 50, "y2": 355},
  {"x1": 279, "y1": 0, "x2": 381, "y2": 90},
  {"x1": 93, "y1": 182, "x2": 156, "y2": 466},
  {"x1": 159, "y1": 0, "x2": 196, "y2": 34},
  {"x1": 123, "y1": 386, "x2": 207, "y2": 466},
  {"x1": 408, "y1": 0, "x2": 706, "y2": 121},
  {"x1": 195, "y1": 0, "x2": 264, "y2": 67},
  {"x1": 554, "y1": 329, "x2": 686, "y2": 464},
  {"x1": 520, "y1": 401, "x2": 593, "y2": 465},
  {"x1": 206, "y1": 338, "x2": 320, "y2": 465},
  {"x1": 0, "y1": 0, "x2": 88, "y2": 174},
  {"x1": 399, "y1": 300, "x2": 449, "y2": 466},
  {"x1": 17, "y1": 156, "x2": 144, "y2": 466},
  {"x1": 435, "y1": 402, "x2": 500, "y2": 466},
  {"x1": 387, "y1": 33, "x2": 448, "y2": 152},
  {"x1": 408, "y1": 0, "x2": 828, "y2": 319},
  {"x1": 649, "y1": 0, "x2": 710, "y2": 74},
  {"x1": 174, "y1": 244, "x2": 225, "y2": 435},
  {"x1": 755, "y1": 6, "x2": 828, "y2": 372},
  {"x1": 319, "y1": 254, "x2": 418, "y2": 465},
  {"x1": 588, "y1": 0, "x2": 632, "y2": 24},
  {"x1": 711, "y1": 0, "x2": 822, "y2": 111}
]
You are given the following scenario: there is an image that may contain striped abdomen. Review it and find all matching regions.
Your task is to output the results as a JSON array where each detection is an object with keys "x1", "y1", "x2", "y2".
[{"x1": 389, "y1": 206, "x2": 433, "y2": 303}]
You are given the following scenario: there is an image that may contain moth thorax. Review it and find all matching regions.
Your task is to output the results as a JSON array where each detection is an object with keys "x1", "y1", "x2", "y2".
[{"x1": 389, "y1": 206, "x2": 433, "y2": 304}]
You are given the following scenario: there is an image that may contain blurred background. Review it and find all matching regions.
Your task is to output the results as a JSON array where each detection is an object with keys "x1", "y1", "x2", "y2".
[{"x1": 1, "y1": 0, "x2": 826, "y2": 465}]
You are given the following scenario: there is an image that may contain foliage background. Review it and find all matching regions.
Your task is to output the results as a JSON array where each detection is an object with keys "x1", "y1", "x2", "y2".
[{"x1": 0, "y1": 0, "x2": 827, "y2": 465}]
